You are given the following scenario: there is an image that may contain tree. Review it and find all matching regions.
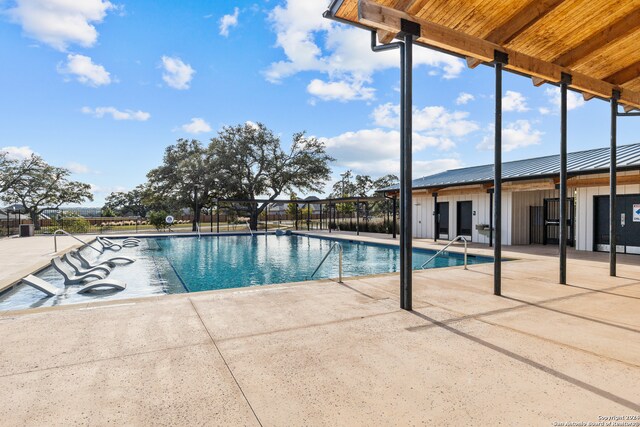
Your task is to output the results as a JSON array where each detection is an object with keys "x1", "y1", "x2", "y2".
[
  {"x1": 210, "y1": 123, "x2": 334, "y2": 230},
  {"x1": 103, "y1": 184, "x2": 149, "y2": 217},
  {"x1": 146, "y1": 139, "x2": 217, "y2": 231},
  {"x1": 1, "y1": 156, "x2": 93, "y2": 230},
  {"x1": 0, "y1": 152, "x2": 39, "y2": 195}
]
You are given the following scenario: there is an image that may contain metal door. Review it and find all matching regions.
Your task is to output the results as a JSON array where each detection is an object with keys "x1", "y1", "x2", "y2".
[
  {"x1": 622, "y1": 195, "x2": 640, "y2": 254},
  {"x1": 456, "y1": 201, "x2": 473, "y2": 239},
  {"x1": 543, "y1": 198, "x2": 575, "y2": 246},
  {"x1": 594, "y1": 195, "x2": 625, "y2": 253},
  {"x1": 437, "y1": 202, "x2": 449, "y2": 239}
]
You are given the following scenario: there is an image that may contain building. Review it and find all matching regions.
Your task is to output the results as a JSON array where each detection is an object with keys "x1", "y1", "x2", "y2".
[{"x1": 384, "y1": 143, "x2": 640, "y2": 254}]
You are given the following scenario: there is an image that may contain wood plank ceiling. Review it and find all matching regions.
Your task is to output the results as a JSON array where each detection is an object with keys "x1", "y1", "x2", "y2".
[{"x1": 332, "y1": 0, "x2": 640, "y2": 110}]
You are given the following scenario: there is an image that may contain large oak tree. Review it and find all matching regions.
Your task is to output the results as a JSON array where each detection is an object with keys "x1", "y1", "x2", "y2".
[{"x1": 210, "y1": 123, "x2": 334, "y2": 230}]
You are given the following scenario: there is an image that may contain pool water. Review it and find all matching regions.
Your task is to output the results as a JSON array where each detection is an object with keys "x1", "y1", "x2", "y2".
[{"x1": 0, "y1": 234, "x2": 493, "y2": 311}]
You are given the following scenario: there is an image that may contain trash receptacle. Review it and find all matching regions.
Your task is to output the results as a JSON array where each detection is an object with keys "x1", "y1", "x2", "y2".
[{"x1": 19, "y1": 224, "x2": 34, "y2": 237}]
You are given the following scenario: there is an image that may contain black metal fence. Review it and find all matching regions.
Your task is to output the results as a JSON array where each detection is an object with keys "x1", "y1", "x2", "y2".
[{"x1": 1, "y1": 197, "x2": 399, "y2": 237}]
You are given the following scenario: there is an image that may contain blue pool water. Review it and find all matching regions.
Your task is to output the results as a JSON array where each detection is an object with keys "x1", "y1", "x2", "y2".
[{"x1": 0, "y1": 234, "x2": 493, "y2": 311}]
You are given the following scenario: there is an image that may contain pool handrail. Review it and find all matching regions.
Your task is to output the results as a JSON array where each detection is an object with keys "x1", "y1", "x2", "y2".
[
  {"x1": 421, "y1": 235, "x2": 468, "y2": 270},
  {"x1": 195, "y1": 222, "x2": 201, "y2": 239},
  {"x1": 311, "y1": 242, "x2": 343, "y2": 283},
  {"x1": 245, "y1": 221, "x2": 254, "y2": 236},
  {"x1": 53, "y1": 229, "x2": 102, "y2": 254}
]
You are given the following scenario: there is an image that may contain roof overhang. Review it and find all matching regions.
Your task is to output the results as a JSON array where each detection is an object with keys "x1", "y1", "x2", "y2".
[{"x1": 326, "y1": 0, "x2": 640, "y2": 111}]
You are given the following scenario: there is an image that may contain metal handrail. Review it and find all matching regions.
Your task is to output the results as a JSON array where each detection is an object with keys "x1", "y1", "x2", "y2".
[
  {"x1": 53, "y1": 229, "x2": 102, "y2": 254},
  {"x1": 195, "y1": 222, "x2": 201, "y2": 239},
  {"x1": 421, "y1": 235, "x2": 468, "y2": 270},
  {"x1": 311, "y1": 242, "x2": 343, "y2": 283},
  {"x1": 246, "y1": 221, "x2": 254, "y2": 236}
]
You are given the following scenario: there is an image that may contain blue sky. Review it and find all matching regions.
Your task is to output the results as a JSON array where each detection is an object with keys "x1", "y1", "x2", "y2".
[{"x1": 1, "y1": 0, "x2": 639, "y2": 206}]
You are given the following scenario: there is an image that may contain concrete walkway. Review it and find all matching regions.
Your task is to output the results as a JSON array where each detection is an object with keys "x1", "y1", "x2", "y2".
[{"x1": 0, "y1": 233, "x2": 639, "y2": 425}]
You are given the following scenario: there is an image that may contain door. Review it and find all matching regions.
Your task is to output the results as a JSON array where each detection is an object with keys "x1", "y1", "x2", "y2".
[
  {"x1": 626, "y1": 196, "x2": 640, "y2": 254},
  {"x1": 437, "y1": 202, "x2": 449, "y2": 239},
  {"x1": 597, "y1": 194, "x2": 640, "y2": 254},
  {"x1": 543, "y1": 198, "x2": 575, "y2": 246},
  {"x1": 456, "y1": 201, "x2": 473, "y2": 240}
]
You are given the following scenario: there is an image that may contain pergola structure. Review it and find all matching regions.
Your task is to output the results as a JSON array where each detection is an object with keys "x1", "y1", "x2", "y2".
[{"x1": 324, "y1": 0, "x2": 640, "y2": 310}]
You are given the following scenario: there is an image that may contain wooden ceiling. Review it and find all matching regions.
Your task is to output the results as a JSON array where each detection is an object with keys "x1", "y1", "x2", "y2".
[{"x1": 331, "y1": 0, "x2": 640, "y2": 110}]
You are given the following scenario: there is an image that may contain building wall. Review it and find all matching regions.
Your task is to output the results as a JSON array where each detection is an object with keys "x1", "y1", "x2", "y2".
[
  {"x1": 411, "y1": 190, "x2": 512, "y2": 245},
  {"x1": 511, "y1": 189, "x2": 559, "y2": 245},
  {"x1": 575, "y1": 171, "x2": 640, "y2": 251}
]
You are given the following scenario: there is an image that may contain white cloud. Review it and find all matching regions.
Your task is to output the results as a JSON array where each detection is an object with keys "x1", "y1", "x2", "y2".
[
  {"x1": 539, "y1": 107, "x2": 551, "y2": 115},
  {"x1": 0, "y1": 146, "x2": 35, "y2": 160},
  {"x1": 180, "y1": 118, "x2": 212, "y2": 134},
  {"x1": 6, "y1": 0, "x2": 114, "y2": 51},
  {"x1": 265, "y1": 0, "x2": 464, "y2": 102},
  {"x1": 66, "y1": 162, "x2": 90, "y2": 174},
  {"x1": 57, "y1": 54, "x2": 111, "y2": 87},
  {"x1": 307, "y1": 78, "x2": 375, "y2": 102},
  {"x1": 82, "y1": 106, "x2": 151, "y2": 121},
  {"x1": 477, "y1": 120, "x2": 543, "y2": 152},
  {"x1": 456, "y1": 92, "x2": 475, "y2": 105},
  {"x1": 372, "y1": 103, "x2": 479, "y2": 141},
  {"x1": 544, "y1": 87, "x2": 586, "y2": 112},
  {"x1": 219, "y1": 7, "x2": 239, "y2": 37},
  {"x1": 502, "y1": 90, "x2": 529, "y2": 112},
  {"x1": 161, "y1": 56, "x2": 195, "y2": 90}
]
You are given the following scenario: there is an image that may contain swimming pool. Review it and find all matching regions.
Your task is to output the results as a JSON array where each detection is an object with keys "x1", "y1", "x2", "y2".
[{"x1": 0, "y1": 234, "x2": 493, "y2": 311}]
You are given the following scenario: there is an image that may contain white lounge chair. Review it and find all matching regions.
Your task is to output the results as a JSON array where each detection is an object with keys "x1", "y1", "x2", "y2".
[
  {"x1": 70, "y1": 250, "x2": 135, "y2": 269},
  {"x1": 77, "y1": 279, "x2": 126, "y2": 294},
  {"x1": 22, "y1": 274, "x2": 125, "y2": 296},
  {"x1": 96, "y1": 236, "x2": 122, "y2": 251},
  {"x1": 22, "y1": 275, "x2": 61, "y2": 297},
  {"x1": 63, "y1": 253, "x2": 111, "y2": 275},
  {"x1": 51, "y1": 257, "x2": 108, "y2": 285}
]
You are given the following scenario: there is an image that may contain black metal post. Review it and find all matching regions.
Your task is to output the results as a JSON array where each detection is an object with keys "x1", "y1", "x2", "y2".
[
  {"x1": 5, "y1": 211, "x2": 8, "y2": 236},
  {"x1": 559, "y1": 73, "x2": 571, "y2": 285},
  {"x1": 295, "y1": 204, "x2": 298, "y2": 230},
  {"x1": 319, "y1": 204, "x2": 323, "y2": 230},
  {"x1": 329, "y1": 201, "x2": 332, "y2": 233},
  {"x1": 494, "y1": 51, "x2": 507, "y2": 297},
  {"x1": 307, "y1": 204, "x2": 310, "y2": 231},
  {"x1": 193, "y1": 185, "x2": 198, "y2": 232},
  {"x1": 610, "y1": 90, "x2": 620, "y2": 276},
  {"x1": 432, "y1": 192, "x2": 438, "y2": 242},
  {"x1": 400, "y1": 23, "x2": 417, "y2": 311},
  {"x1": 356, "y1": 199, "x2": 360, "y2": 235},
  {"x1": 216, "y1": 204, "x2": 220, "y2": 233},
  {"x1": 392, "y1": 196, "x2": 397, "y2": 239},
  {"x1": 488, "y1": 189, "x2": 494, "y2": 247},
  {"x1": 265, "y1": 205, "x2": 268, "y2": 233},
  {"x1": 210, "y1": 208, "x2": 213, "y2": 232}
]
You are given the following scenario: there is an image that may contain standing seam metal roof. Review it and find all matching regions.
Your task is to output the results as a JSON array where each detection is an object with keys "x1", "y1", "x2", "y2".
[{"x1": 384, "y1": 143, "x2": 640, "y2": 191}]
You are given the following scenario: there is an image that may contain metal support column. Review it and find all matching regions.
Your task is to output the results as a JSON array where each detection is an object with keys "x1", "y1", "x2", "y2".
[
  {"x1": 559, "y1": 73, "x2": 571, "y2": 285},
  {"x1": 193, "y1": 185, "x2": 198, "y2": 232},
  {"x1": 494, "y1": 51, "x2": 508, "y2": 296},
  {"x1": 307, "y1": 204, "x2": 310, "y2": 231},
  {"x1": 400, "y1": 21, "x2": 418, "y2": 311},
  {"x1": 329, "y1": 201, "x2": 332, "y2": 233},
  {"x1": 265, "y1": 205, "x2": 268, "y2": 233},
  {"x1": 610, "y1": 90, "x2": 620, "y2": 276},
  {"x1": 319, "y1": 204, "x2": 323, "y2": 230},
  {"x1": 488, "y1": 189, "x2": 494, "y2": 247},
  {"x1": 432, "y1": 192, "x2": 438, "y2": 242}
]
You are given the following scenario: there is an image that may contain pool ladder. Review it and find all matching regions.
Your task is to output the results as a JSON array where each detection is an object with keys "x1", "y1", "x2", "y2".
[
  {"x1": 311, "y1": 242, "x2": 343, "y2": 283},
  {"x1": 421, "y1": 235, "x2": 468, "y2": 270},
  {"x1": 245, "y1": 221, "x2": 254, "y2": 236}
]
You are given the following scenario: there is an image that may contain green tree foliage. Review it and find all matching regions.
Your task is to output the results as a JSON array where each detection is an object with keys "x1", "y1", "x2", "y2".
[
  {"x1": 146, "y1": 139, "x2": 217, "y2": 231},
  {"x1": 210, "y1": 123, "x2": 334, "y2": 230},
  {"x1": 1, "y1": 156, "x2": 93, "y2": 230},
  {"x1": 103, "y1": 184, "x2": 149, "y2": 217}
]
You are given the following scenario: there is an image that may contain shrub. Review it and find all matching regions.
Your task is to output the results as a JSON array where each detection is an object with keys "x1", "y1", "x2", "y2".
[{"x1": 148, "y1": 211, "x2": 170, "y2": 231}]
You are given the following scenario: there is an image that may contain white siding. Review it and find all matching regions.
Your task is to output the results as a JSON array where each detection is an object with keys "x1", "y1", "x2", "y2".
[
  {"x1": 511, "y1": 190, "x2": 559, "y2": 245},
  {"x1": 411, "y1": 191, "x2": 512, "y2": 245}
]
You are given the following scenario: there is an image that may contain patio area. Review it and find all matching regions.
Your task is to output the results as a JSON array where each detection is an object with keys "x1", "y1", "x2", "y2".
[{"x1": 0, "y1": 233, "x2": 638, "y2": 426}]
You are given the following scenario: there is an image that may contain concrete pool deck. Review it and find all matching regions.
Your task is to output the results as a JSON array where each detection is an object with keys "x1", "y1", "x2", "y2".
[{"x1": 0, "y1": 232, "x2": 639, "y2": 425}]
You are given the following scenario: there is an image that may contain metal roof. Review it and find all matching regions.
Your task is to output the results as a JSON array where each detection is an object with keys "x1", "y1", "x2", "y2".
[{"x1": 383, "y1": 143, "x2": 640, "y2": 192}]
